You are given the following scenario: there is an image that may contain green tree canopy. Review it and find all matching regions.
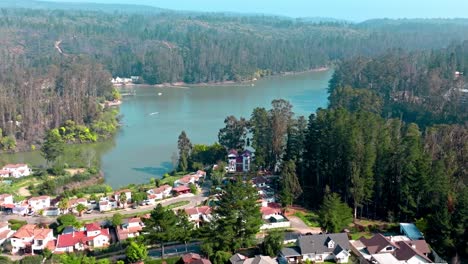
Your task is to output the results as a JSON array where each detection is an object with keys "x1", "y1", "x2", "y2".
[
  {"x1": 318, "y1": 192, "x2": 353, "y2": 233},
  {"x1": 126, "y1": 241, "x2": 148, "y2": 263},
  {"x1": 41, "y1": 128, "x2": 65, "y2": 164},
  {"x1": 201, "y1": 179, "x2": 262, "y2": 255},
  {"x1": 263, "y1": 231, "x2": 284, "y2": 257}
]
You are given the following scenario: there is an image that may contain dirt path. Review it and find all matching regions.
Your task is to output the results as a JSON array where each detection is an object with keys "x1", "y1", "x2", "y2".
[{"x1": 18, "y1": 186, "x2": 30, "y2": 197}]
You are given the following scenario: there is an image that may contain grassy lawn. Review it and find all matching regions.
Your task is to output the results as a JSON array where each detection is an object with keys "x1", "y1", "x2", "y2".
[
  {"x1": 146, "y1": 256, "x2": 181, "y2": 264},
  {"x1": 166, "y1": 200, "x2": 190, "y2": 210},
  {"x1": 350, "y1": 231, "x2": 373, "y2": 240},
  {"x1": 293, "y1": 211, "x2": 321, "y2": 227}
]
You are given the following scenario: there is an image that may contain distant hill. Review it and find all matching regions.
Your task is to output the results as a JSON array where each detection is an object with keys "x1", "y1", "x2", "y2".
[{"x1": 0, "y1": 0, "x2": 170, "y2": 14}]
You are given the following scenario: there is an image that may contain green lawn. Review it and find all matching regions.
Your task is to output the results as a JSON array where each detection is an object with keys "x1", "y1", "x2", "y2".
[
  {"x1": 350, "y1": 231, "x2": 373, "y2": 240},
  {"x1": 146, "y1": 256, "x2": 181, "y2": 264},
  {"x1": 166, "y1": 200, "x2": 190, "y2": 210},
  {"x1": 293, "y1": 211, "x2": 321, "y2": 227}
]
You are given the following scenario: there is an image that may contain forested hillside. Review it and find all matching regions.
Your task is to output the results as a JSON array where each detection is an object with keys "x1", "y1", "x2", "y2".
[
  {"x1": 1, "y1": 5, "x2": 468, "y2": 149},
  {"x1": 329, "y1": 41, "x2": 468, "y2": 126}
]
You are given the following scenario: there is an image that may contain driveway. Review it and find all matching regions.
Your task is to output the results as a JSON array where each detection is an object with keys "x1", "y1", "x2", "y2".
[{"x1": 288, "y1": 216, "x2": 321, "y2": 234}]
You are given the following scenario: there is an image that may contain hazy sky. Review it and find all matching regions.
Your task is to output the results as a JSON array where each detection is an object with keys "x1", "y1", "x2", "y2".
[{"x1": 50, "y1": 0, "x2": 468, "y2": 21}]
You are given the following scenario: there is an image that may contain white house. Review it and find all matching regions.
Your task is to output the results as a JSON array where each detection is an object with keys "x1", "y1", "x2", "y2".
[
  {"x1": 28, "y1": 196, "x2": 50, "y2": 211},
  {"x1": 55, "y1": 223, "x2": 110, "y2": 253},
  {"x1": 98, "y1": 201, "x2": 112, "y2": 212},
  {"x1": 0, "y1": 222, "x2": 14, "y2": 246},
  {"x1": 0, "y1": 194, "x2": 14, "y2": 207},
  {"x1": 184, "y1": 206, "x2": 212, "y2": 227},
  {"x1": 147, "y1": 184, "x2": 173, "y2": 203},
  {"x1": 0, "y1": 170, "x2": 10, "y2": 178},
  {"x1": 227, "y1": 150, "x2": 251, "y2": 173},
  {"x1": 117, "y1": 217, "x2": 145, "y2": 241},
  {"x1": 1, "y1": 164, "x2": 32, "y2": 178},
  {"x1": 11, "y1": 224, "x2": 55, "y2": 254},
  {"x1": 114, "y1": 189, "x2": 132, "y2": 205},
  {"x1": 350, "y1": 233, "x2": 432, "y2": 264}
]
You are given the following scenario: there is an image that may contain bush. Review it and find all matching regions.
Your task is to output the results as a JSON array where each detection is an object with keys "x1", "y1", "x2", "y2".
[
  {"x1": 9, "y1": 219, "x2": 27, "y2": 230},
  {"x1": 19, "y1": 255, "x2": 43, "y2": 264}
]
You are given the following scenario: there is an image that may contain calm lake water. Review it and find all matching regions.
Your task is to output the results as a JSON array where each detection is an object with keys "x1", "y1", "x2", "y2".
[{"x1": 2, "y1": 70, "x2": 332, "y2": 188}]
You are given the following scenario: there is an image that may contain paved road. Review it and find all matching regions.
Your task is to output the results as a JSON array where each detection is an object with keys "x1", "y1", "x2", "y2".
[{"x1": 0, "y1": 187, "x2": 209, "y2": 224}]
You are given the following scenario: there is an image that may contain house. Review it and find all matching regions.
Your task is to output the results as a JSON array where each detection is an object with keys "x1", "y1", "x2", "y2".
[
  {"x1": 400, "y1": 223, "x2": 424, "y2": 240},
  {"x1": 98, "y1": 201, "x2": 112, "y2": 212},
  {"x1": 182, "y1": 253, "x2": 212, "y2": 264},
  {"x1": 227, "y1": 150, "x2": 251, "y2": 173},
  {"x1": 184, "y1": 206, "x2": 212, "y2": 227},
  {"x1": 261, "y1": 203, "x2": 282, "y2": 219},
  {"x1": 173, "y1": 185, "x2": 191, "y2": 195},
  {"x1": 230, "y1": 254, "x2": 277, "y2": 264},
  {"x1": 253, "y1": 176, "x2": 268, "y2": 188},
  {"x1": 68, "y1": 198, "x2": 88, "y2": 213},
  {"x1": 281, "y1": 233, "x2": 350, "y2": 263},
  {"x1": 114, "y1": 189, "x2": 132, "y2": 205},
  {"x1": 0, "y1": 194, "x2": 14, "y2": 207},
  {"x1": 350, "y1": 233, "x2": 432, "y2": 264},
  {"x1": 42, "y1": 207, "x2": 60, "y2": 216},
  {"x1": 55, "y1": 222, "x2": 110, "y2": 253},
  {"x1": 175, "y1": 175, "x2": 197, "y2": 187},
  {"x1": 28, "y1": 196, "x2": 51, "y2": 211},
  {"x1": 117, "y1": 217, "x2": 145, "y2": 241},
  {"x1": 147, "y1": 184, "x2": 173, "y2": 203},
  {"x1": 0, "y1": 222, "x2": 14, "y2": 246},
  {"x1": 1, "y1": 164, "x2": 32, "y2": 178},
  {"x1": 11, "y1": 224, "x2": 55, "y2": 254},
  {"x1": 12, "y1": 206, "x2": 28, "y2": 215},
  {"x1": 0, "y1": 170, "x2": 10, "y2": 178}
]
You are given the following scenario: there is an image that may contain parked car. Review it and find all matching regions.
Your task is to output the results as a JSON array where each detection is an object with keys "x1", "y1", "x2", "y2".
[{"x1": 85, "y1": 209, "x2": 93, "y2": 214}]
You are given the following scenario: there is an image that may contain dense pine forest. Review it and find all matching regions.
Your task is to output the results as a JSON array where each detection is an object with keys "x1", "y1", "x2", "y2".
[
  {"x1": 209, "y1": 45, "x2": 467, "y2": 261},
  {"x1": 2, "y1": 5, "x2": 468, "y2": 149}
]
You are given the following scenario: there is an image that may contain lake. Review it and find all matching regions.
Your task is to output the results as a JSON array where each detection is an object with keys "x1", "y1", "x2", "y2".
[{"x1": 1, "y1": 70, "x2": 333, "y2": 188}]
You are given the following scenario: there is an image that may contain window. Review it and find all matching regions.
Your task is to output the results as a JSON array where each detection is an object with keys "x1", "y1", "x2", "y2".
[{"x1": 385, "y1": 246, "x2": 393, "y2": 251}]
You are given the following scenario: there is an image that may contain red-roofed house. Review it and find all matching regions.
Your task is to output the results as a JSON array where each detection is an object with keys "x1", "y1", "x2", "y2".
[
  {"x1": 184, "y1": 206, "x2": 212, "y2": 227},
  {"x1": 147, "y1": 184, "x2": 173, "y2": 203},
  {"x1": 117, "y1": 217, "x2": 145, "y2": 241},
  {"x1": 260, "y1": 203, "x2": 282, "y2": 219},
  {"x1": 55, "y1": 223, "x2": 110, "y2": 253},
  {"x1": 0, "y1": 222, "x2": 14, "y2": 246},
  {"x1": 0, "y1": 170, "x2": 10, "y2": 178},
  {"x1": 182, "y1": 253, "x2": 212, "y2": 264},
  {"x1": 173, "y1": 185, "x2": 191, "y2": 195},
  {"x1": 1, "y1": 164, "x2": 32, "y2": 178},
  {"x1": 11, "y1": 224, "x2": 55, "y2": 254}
]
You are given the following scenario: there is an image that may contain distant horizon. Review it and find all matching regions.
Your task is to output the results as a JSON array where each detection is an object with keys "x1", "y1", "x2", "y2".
[{"x1": 42, "y1": 0, "x2": 468, "y2": 21}]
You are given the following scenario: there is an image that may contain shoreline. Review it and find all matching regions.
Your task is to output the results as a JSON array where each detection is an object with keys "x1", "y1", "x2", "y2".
[{"x1": 115, "y1": 66, "x2": 330, "y2": 89}]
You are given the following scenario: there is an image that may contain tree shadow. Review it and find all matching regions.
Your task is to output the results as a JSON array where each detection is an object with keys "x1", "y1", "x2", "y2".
[{"x1": 131, "y1": 161, "x2": 173, "y2": 176}]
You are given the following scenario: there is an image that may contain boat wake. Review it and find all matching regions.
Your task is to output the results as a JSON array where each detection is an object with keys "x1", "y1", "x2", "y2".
[{"x1": 149, "y1": 112, "x2": 159, "y2": 116}]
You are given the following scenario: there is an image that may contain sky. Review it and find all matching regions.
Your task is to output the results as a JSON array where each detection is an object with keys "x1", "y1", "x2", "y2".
[{"x1": 49, "y1": 0, "x2": 468, "y2": 21}]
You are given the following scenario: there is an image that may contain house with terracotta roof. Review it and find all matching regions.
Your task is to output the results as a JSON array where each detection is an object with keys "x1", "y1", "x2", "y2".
[
  {"x1": 184, "y1": 206, "x2": 212, "y2": 227},
  {"x1": 173, "y1": 185, "x2": 191, "y2": 195},
  {"x1": 28, "y1": 196, "x2": 51, "y2": 211},
  {"x1": 11, "y1": 224, "x2": 55, "y2": 254},
  {"x1": 146, "y1": 184, "x2": 173, "y2": 203},
  {"x1": 116, "y1": 217, "x2": 145, "y2": 241},
  {"x1": 182, "y1": 253, "x2": 212, "y2": 264},
  {"x1": 67, "y1": 198, "x2": 88, "y2": 213},
  {"x1": 98, "y1": 200, "x2": 112, "y2": 212},
  {"x1": 55, "y1": 222, "x2": 110, "y2": 253},
  {"x1": 1, "y1": 164, "x2": 32, "y2": 178},
  {"x1": 0, "y1": 222, "x2": 14, "y2": 246},
  {"x1": 350, "y1": 233, "x2": 433, "y2": 264},
  {"x1": 0, "y1": 170, "x2": 10, "y2": 178}
]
